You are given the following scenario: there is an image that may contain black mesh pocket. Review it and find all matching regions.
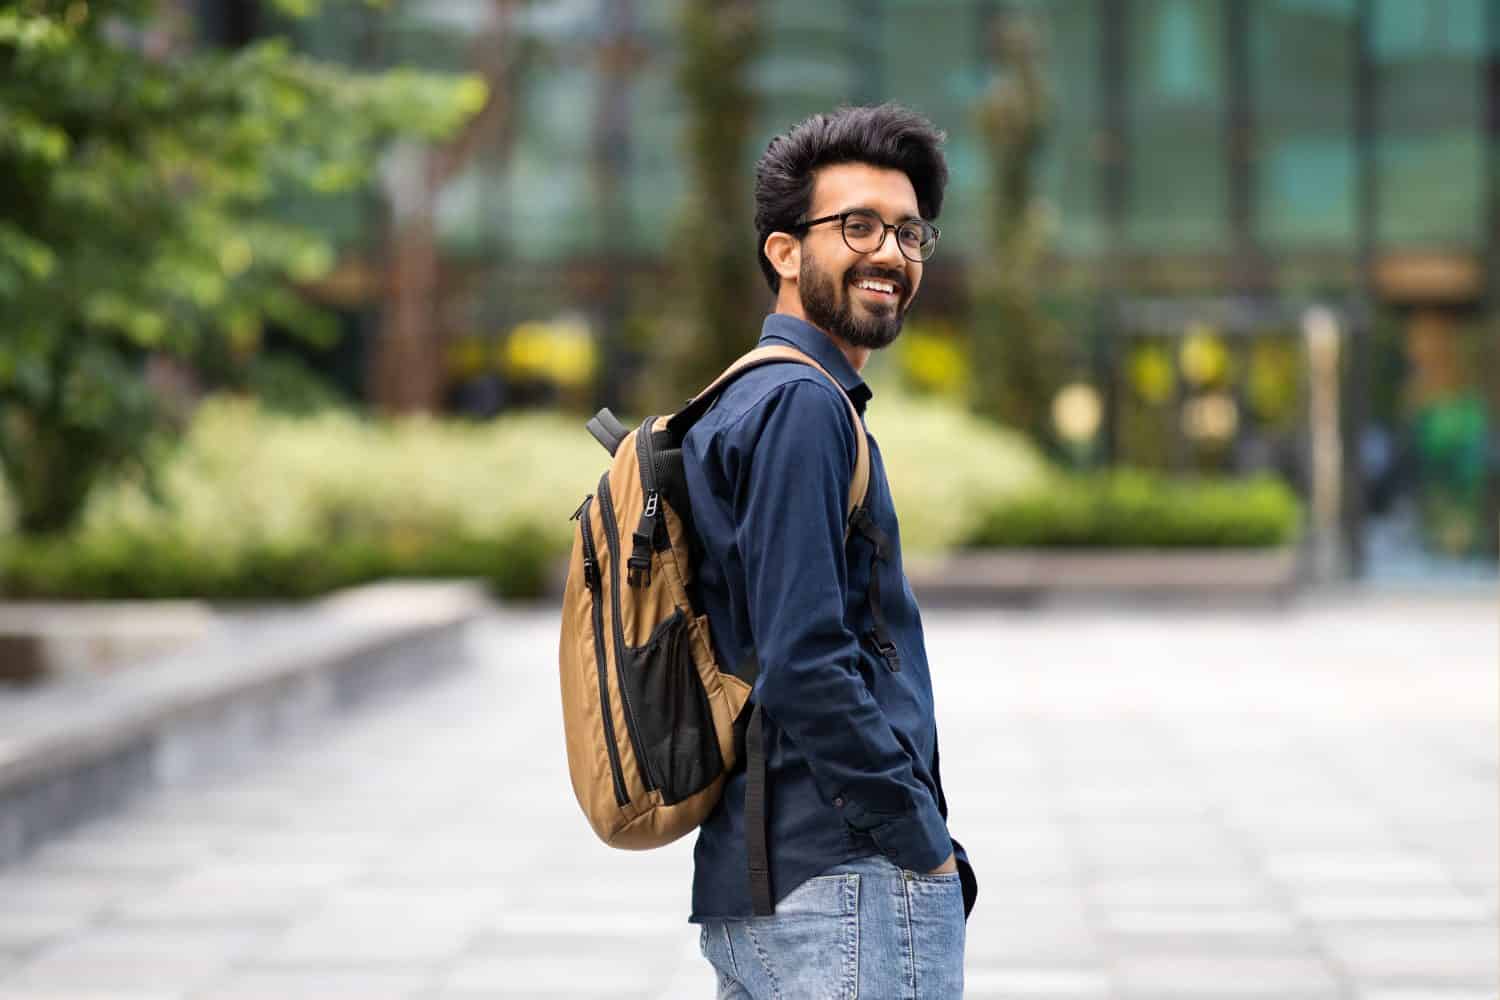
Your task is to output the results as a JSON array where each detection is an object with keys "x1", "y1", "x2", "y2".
[{"x1": 624, "y1": 608, "x2": 723, "y2": 805}]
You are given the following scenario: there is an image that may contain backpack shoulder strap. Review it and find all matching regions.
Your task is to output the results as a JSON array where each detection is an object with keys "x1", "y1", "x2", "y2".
[{"x1": 666, "y1": 345, "x2": 870, "y2": 521}]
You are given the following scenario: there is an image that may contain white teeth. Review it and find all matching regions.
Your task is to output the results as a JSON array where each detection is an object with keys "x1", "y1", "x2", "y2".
[{"x1": 855, "y1": 279, "x2": 895, "y2": 294}]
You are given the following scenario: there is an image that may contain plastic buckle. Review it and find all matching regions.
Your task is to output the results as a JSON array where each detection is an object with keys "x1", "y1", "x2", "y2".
[{"x1": 869, "y1": 632, "x2": 901, "y2": 672}]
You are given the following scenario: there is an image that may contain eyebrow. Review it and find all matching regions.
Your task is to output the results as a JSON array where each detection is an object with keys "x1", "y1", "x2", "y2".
[{"x1": 835, "y1": 204, "x2": 924, "y2": 224}]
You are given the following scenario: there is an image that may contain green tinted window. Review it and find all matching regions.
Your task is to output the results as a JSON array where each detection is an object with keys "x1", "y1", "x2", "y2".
[
  {"x1": 1126, "y1": 0, "x2": 1228, "y2": 249},
  {"x1": 1252, "y1": 0, "x2": 1357, "y2": 247},
  {"x1": 1019, "y1": 0, "x2": 1104, "y2": 256},
  {"x1": 1373, "y1": 0, "x2": 1487, "y2": 247}
]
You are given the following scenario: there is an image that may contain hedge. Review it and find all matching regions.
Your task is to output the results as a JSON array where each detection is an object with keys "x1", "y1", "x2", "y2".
[
  {"x1": 0, "y1": 398, "x2": 602, "y2": 600},
  {"x1": 0, "y1": 391, "x2": 1049, "y2": 599},
  {"x1": 965, "y1": 469, "x2": 1304, "y2": 549}
]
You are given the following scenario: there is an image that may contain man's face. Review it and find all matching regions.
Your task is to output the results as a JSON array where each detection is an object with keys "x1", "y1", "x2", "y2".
[{"x1": 796, "y1": 163, "x2": 925, "y2": 351}]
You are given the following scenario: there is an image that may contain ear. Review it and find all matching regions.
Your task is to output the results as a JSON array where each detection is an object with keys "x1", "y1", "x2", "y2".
[{"x1": 763, "y1": 231, "x2": 801, "y2": 285}]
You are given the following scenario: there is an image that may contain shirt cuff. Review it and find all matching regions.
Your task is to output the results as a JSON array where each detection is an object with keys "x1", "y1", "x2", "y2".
[{"x1": 854, "y1": 798, "x2": 952, "y2": 875}]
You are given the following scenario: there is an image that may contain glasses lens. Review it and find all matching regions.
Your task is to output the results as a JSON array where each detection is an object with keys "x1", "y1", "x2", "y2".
[
  {"x1": 898, "y1": 221, "x2": 937, "y2": 261},
  {"x1": 839, "y1": 210, "x2": 884, "y2": 252}
]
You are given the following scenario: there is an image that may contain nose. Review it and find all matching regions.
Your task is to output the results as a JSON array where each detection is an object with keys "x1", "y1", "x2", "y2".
[{"x1": 866, "y1": 225, "x2": 905, "y2": 268}]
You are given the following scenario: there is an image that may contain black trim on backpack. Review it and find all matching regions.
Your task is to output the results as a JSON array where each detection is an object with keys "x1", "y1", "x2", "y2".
[{"x1": 597, "y1": 474, "x2": 659, "y2": 793}]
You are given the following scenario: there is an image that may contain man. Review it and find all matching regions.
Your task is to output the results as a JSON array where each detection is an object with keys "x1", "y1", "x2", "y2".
[{"x1": 683, "y1": 104, "x2": 977, "y2": 998}]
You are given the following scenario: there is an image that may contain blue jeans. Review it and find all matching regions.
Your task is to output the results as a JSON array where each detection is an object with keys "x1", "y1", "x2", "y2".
[{"x1": 698, "y1": 854, "x2": 966, "y2": 999}]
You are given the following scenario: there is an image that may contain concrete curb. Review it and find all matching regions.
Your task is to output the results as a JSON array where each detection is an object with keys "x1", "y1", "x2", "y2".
[
  {"x1": 906, "y1": 547, "x2": 1303, "y2": 607},
  {"x1": 0, "y1": 581, "x2": 492, "y2": 869}
]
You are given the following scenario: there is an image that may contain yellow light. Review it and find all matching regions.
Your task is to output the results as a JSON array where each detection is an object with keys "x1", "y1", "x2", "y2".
[
  {"x1": 1180, "y1": 323, "x2": 1228, "y2": 386},
  {"x1": 1128, "y1": 345, "x2": 1174, "y2": 404},
  {"x1": 1052, "y1": 382, "x2": 1102, "y2": 443},
  {"x1": 1181, "y1": 392, "x2": 1239, "y2": 441}
]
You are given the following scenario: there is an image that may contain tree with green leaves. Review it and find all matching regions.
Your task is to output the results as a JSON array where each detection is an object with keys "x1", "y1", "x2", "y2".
[
  {"x1": 639, "y1": 0, "x2": 761, "y2": 410},
  {"x1": 970, "y1": 11, "x2": 1061, "y2": 448},
  {"x1": 0, "y1": 1, "x2": 484, "y2": 534}
]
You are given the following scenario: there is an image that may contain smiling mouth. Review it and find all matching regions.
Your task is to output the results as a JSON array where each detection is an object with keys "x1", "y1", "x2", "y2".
[{"x1": 850, "y1": 276, "x2": 902, "y2": 299}]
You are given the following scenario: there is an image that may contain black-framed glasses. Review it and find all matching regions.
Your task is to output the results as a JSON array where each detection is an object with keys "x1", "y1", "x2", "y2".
[{"x1": 792, "y1": 209, "x2": 940, "y2": 263}]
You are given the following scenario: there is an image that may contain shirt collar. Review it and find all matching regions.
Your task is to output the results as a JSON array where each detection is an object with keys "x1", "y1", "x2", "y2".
[{"x1": 757, "y1": 313, "x2": 873, "y2": 415}]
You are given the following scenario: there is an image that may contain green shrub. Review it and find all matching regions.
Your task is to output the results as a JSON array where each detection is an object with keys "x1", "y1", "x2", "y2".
[
  {"x1": 0, "y1": 389, "x2": 1058, "y2": 599},
  {"x1": 0, "y1": 524, "x2": 555, "y2": 601},
  {"x1": 867, "y1": 386, "x2": 1050, "y2": 555},
  {"x1": 0, "y1": 397, "x2": 603, "y2": 600},
  {"x1": 965, "y1": 469, "x2": 1303, "y2": 549},
  {"x1": 243, "y1": 355, "x2": 353, "y2": 416}
]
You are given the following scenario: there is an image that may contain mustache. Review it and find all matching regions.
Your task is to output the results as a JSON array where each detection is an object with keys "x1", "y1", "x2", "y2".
[{"x1": 846, "y1": 267, "x2": 909, "y2": 297}]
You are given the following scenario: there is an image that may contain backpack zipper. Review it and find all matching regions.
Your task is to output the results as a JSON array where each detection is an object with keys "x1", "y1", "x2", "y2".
[
  {"x1": 578, "y1": 494, "x2": 629, "y2": 807},
  {"x1": 627, "y1": 415, "x2": 661, "y2": 588},
  {"x1": 596, "y1": 472, "x2": 659, "y2": 793}
]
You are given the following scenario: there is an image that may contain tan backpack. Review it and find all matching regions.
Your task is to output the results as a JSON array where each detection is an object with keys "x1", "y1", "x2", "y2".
[{"x1": 559, "y1": 345, "x2": 870, "y2": 880}]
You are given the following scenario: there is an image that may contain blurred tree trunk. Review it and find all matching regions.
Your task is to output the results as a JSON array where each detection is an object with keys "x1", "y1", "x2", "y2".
[
  {"x1": 971, "y1": 12, "x2": 1060, "y2": 446},
  {"x1": 639, "y1": 0, "x2": 763, "y2": 411},
  {"x1": 369, "y1": 0, "x2": 520, "y2": 414}
]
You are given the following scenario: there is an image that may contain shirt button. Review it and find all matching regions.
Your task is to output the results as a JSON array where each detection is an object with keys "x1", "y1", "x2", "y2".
[{"x1": 833, "y1": 797, "x2": 845, "y2": 808}]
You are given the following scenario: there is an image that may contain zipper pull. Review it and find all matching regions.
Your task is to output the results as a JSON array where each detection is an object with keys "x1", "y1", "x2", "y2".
[
  {"x1": 628, "y1": 492, "x2": 660, "y2": 588},
  {"x1": 570, "y1": 495, "x2": 592, "y2": 521},
  {"x1": 582, "y1": 555, "x2": 599, "y2": 591}
]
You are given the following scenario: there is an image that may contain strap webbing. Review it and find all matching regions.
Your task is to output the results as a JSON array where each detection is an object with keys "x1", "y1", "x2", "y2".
[
  {"x1": 746, "y1": 702, "x2": 773, "y2": 916},
  {"x1": 665, "y1": 346, "x2": 870, "y2": 527},
  {"x1": 850, "y1": 507, "x2": 901, "y2": 672}
]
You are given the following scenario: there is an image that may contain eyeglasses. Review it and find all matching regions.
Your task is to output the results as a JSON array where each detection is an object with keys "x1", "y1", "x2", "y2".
[{"x1": 791, "y1": 208, "x2": 940, "y2": 263}]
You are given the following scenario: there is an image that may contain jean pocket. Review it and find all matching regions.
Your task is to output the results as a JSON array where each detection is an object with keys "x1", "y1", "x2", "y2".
[
  {"x1": 743, "y1": 874, "x2": 860, "y2": 999},
  {"x1": 904, "y1": 872, "x2": 966, "y2": 998},
  {"x1": 905, "y1": 870, "x2": 961, "y2": 885}
]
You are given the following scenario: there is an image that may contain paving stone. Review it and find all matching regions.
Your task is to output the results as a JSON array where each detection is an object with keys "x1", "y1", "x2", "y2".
[
  {"x1": 1102, "y1": 908, "x2": 1302, "y2": 936},
  {"x1": 964, "y1": 965, "x2": 1113, "y2": 997},
  {"x1": 1293, "y1": 893, "x2": 1494, "y2": 924},
  {"x1": 0, "y1": 869, "x2": 159, "y2": 920},
  {"x1": 23, "y1": 830, "x2": 228, "y2": 878},
  {"x1": 255, "y1": 907, "x2": 485, "y2": 966},
  {"x1": 1, "y1": 927, "x2": 272, "y2": 993},
  {"x1": 1087, "y1": 878, "x2": 1275, "y2": 909},
  {"x1": 964, "y1": 904, "x2": 1100, "y2": 963},
  {"x1": 0, "y1": 911, "x2": 95, "y2": 954},
  {"x1": 193, "y1": 968, "x2": 436, "y2": 999},
  {"x1": 1, "y1": 603, "x2": 1493, "y2": 998},
  {"x1": 0, "y1": 991, "x2": 188, "y2": 1000},
  {"x1": 112, "y1": 884, "x2": 318, "y2": 927},
  {"x1": 1114, "y1": 955, "x2": 1341, "y2": 996},
  {"x1": 1264, "y1": 852, "x2": 1458, "y2": 890},
  {"x1": 1318, "y1": 926, "x2": 1499, "y2": 983},
  {"x1": 438, "y1": 953, "x2": 659, "y2": 995}
]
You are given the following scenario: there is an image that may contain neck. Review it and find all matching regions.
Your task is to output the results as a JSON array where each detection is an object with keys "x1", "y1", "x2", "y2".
[{"x1": 772, "y1": 293, "x2": 871, "y2": 373}]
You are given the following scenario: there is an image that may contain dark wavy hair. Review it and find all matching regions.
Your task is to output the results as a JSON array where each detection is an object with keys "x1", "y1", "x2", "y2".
[{"x1": 753, "y1": 103, "x2": 948, "y2": 293}]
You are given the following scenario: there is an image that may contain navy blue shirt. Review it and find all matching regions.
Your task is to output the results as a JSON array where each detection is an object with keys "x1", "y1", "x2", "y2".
[{"x1": 683, "y1": 313, "x2": 976, "y2": 922}]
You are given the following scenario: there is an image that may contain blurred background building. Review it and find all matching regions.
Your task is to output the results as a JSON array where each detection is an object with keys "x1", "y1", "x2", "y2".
[{"x1": 211, "y1": 0, "x2": 1496, "y2": 586}]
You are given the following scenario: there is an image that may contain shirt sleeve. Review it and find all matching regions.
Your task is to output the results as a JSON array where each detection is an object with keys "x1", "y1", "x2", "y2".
[{"x1": 719, "y1": 377, "x2": 951, "y2": 875}]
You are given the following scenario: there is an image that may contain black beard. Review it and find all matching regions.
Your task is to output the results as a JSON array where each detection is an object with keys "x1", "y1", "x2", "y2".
[{"x1": 798, "y1": 250, "x2": 908, "y2": 350}]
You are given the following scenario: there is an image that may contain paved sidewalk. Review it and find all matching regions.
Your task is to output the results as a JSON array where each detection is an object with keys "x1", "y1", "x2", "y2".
[{"x1": 0, "y1": 594, "x2": 1493, "y2": 998}]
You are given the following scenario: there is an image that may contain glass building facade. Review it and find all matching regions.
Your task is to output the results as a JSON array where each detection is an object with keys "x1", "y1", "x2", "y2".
[{"x1": 278, "y1": 0, "x2": 1497, "y2": 581}]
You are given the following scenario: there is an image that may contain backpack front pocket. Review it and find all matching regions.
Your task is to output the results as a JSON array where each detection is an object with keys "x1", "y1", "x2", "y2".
[{"x1": 623, "y1": 607, "x2": 723, "y2": 805}]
